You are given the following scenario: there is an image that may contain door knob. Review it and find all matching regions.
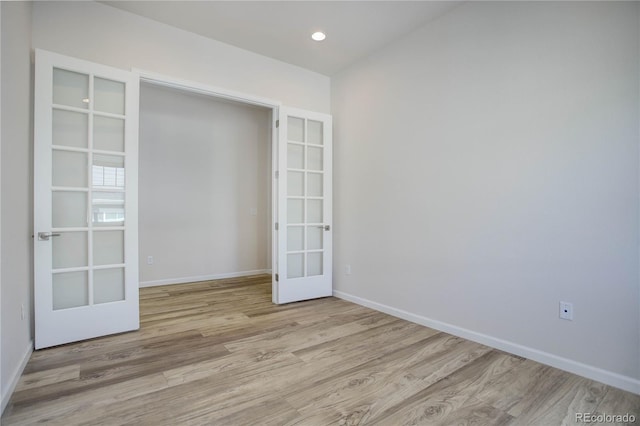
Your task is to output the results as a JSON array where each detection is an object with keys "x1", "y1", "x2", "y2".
[
  {"x1": 316, "y1": 225, "x2": 330, "y2": 231},
  {"x1": 38, "y1": 232, "x2": 61, "y2": 241}
]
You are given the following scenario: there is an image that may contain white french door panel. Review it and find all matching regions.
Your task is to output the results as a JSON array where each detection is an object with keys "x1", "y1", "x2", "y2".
[
  {"x1": 34, "y1": 49, "x2": 139, "y2": 349},
  {"x1": 275, "y1": 107, "x2": 332, "y2": 304}
]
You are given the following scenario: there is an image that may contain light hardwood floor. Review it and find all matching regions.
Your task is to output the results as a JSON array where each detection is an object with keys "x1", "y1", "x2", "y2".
[{"x1": 3, "y1": 274, "x2": 639, "y2": 425}]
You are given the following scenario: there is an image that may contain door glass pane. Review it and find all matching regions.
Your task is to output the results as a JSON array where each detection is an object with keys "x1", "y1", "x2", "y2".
[
  {"x1": 287, "y1": 171, "x2": 304, "y2": 197},
  {"x1": 53, "y1": 109, "x2": 88, "y2": 148},
  {"x1": 93, "y1": 155, "x2": 125, "y2": 188},
  {"x1": 53, "y1": 192, "x2": 88, "y2": 228},
  {"x1": 307, "y1": 226, "x2": 323, "y2": 250},
  {"x1": 308, "y1": 120, "x2": 323, "y2": 145},
  {"x1": 287, "y1": 144, "x2": 304, "y2": 169},
  {"x1": 307, "y1": 252, "x2": 323, "y2": 276},
  {"x1": 307, "y1": 199, "x2": 323, "y2": 223},
  {"x1": 94, "y1": 77, "x2": 125, "y2": 115},
  {"x1": 53, "y1": 150, "x2": 88, "y2": 188},
  {"x1": 287, "y1": 199, "x2": 303, "y2": 224},
  {"x1": 287, "y1": 226, "x2": 304, "y2": 252},
  {"x1": 94, "y1": 116, "x2": 124, "y2": 152},
  {"x1": 288, "y1": 117, "x2": 304, "y2": 143},
  {"x1": 287, "y1": 253, "x2": 304, "y2": 279},
  {"x1": 92, "y1": 192, "x2": 125, "y2": 226},
  {"x1": 94, "y1": 268, "x2": 125, "y2": 304},
  {"x1": 52, "y1": 232, "x2": 87, "y2": 269},
  {"x1": 53, "y1": 271, "x2": 88, "y2": 310},
  {"x1": 53, "y1": 68, "x2": 89, "y2": 109},
  {"x1": 308, "y1": 146, "x2": 323, "y2": 171},
  {"x1": 307, "y1": 172, "x2": 323, "y2": 197},
  {"x1": 93, "y1": 230, "x2": 124, "y2": 265}
]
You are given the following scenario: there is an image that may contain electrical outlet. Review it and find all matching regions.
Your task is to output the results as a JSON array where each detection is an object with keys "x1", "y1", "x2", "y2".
[
  {"x1": 345, "y1": 264, "x2": 352, "y2": 275},
  {"x1": 559, "y1": 301, "x2": 573, "y2": 320},
  {"x1": 147, "y1": 256, "x2": 154, "y2": 265}
]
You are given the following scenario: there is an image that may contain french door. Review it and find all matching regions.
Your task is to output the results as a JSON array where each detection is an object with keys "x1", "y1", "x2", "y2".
[
  {"x1": 274, "y1": 107, "x2": 332, "y2": 304},
  {"x1": 34, "y1": 49, "x2": 140, "y2": 349}
]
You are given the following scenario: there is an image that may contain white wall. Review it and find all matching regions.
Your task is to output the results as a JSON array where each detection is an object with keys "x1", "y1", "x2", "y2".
[
  {"x1": 31, "y1": 1, "x2": 330, "y2": 113},
  {"x1": 139, "y1": 84, "x2": 271, "y2": 285},
  {"x1": 332, "y1": 1, "x2": 640, "y2": 391},
  {"x1": 1, "y1": 1, "x2": 33, "y2": 413}
]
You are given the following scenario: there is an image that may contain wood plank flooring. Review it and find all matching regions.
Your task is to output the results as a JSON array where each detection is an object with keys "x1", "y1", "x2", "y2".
[{"x1": 3, "y1": 274, "x2": 639, "y2": 425}]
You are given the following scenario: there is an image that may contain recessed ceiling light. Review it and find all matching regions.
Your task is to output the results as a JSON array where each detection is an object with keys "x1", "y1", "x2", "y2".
[{"x1": 311, "y1": 31, "x2": 326, "y2": 42}]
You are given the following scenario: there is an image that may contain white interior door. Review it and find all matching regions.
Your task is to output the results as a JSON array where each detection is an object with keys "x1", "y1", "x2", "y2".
[
  {"x1": 274, "y1": 107, "x2": 332, "y2": 304},
  {"x1": 34, "y1": 49, "x2": 140, "y2": 349}
]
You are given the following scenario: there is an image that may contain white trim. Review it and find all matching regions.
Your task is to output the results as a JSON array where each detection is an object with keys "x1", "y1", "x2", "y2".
[
  {"x1": 333, "y1": 290, "x2": 640, "y2": 395},
  {"x1": 1, "y1": 340, "x2": 33, "y2": 414},
  {"x1": 133, "y1": 68, "x2": 281, "y2": 109},
  {"x1": 271, "y1": 108, "x2": 280, "y2": 304},
  {"x1": 139, "y1": 269, "x2": 272, "y2": 288}
]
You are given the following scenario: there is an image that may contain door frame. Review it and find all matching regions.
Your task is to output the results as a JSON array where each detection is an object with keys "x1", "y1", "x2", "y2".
[{"x1": 133, "y1": 69, "x2": 283, "y2": 301}]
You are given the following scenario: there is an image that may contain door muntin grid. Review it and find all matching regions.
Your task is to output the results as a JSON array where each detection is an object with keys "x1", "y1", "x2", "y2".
[
  {"x1": 51, "y1": 67, "x2": 126, "y2": 310},
  {"x1": 286, "y1": 116, "x2": 325, "y2": 279}
]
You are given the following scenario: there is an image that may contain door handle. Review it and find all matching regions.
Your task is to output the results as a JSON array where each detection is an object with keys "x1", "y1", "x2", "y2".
[
  {"x1": 38, "y1": 232, "x2": 61, "y2": 241},
  {"x1": 316, "y1": 225, "x2": 330, "y2": 231}
]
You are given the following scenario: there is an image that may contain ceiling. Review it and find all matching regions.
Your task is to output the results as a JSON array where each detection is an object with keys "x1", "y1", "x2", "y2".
[{"x1": 101, "y1": 1, "x2": 462, "y2": 76}]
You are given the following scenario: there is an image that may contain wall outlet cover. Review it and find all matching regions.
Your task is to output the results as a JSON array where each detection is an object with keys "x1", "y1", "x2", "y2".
[{"x1": 559, "y1": 301, "x2": 573, "y2": 321}]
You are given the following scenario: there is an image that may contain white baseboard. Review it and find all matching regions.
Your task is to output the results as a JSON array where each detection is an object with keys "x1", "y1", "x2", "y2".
[
  {"x1": 1, "y1": 340, "x2": 33, "y2": 415},
  {"x1": 333, "y1": 290, "x2": 640, "y2": 395},
  {"x1": 139, "y1": 269, "x2": 272, "y2": 288}
]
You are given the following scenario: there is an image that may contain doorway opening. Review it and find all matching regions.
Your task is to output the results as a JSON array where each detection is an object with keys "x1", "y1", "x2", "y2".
[{"x1": 137, "y1": 80, "x2": 276, "y2": 291}]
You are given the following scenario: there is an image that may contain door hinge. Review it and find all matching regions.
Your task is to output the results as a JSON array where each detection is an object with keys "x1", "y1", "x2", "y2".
[
  {"x1": 275, "y1": 273, "x2": 279, "y2": 282},
  {"x1": 275, "y1": 170, "x2": 279, "y2": 179},
  {"x1": 276, "y1": 120, "x2": 280, "y2": 128},
  {"x1": 275, "y1": 222, "x2": 279, "y2": 230}
]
